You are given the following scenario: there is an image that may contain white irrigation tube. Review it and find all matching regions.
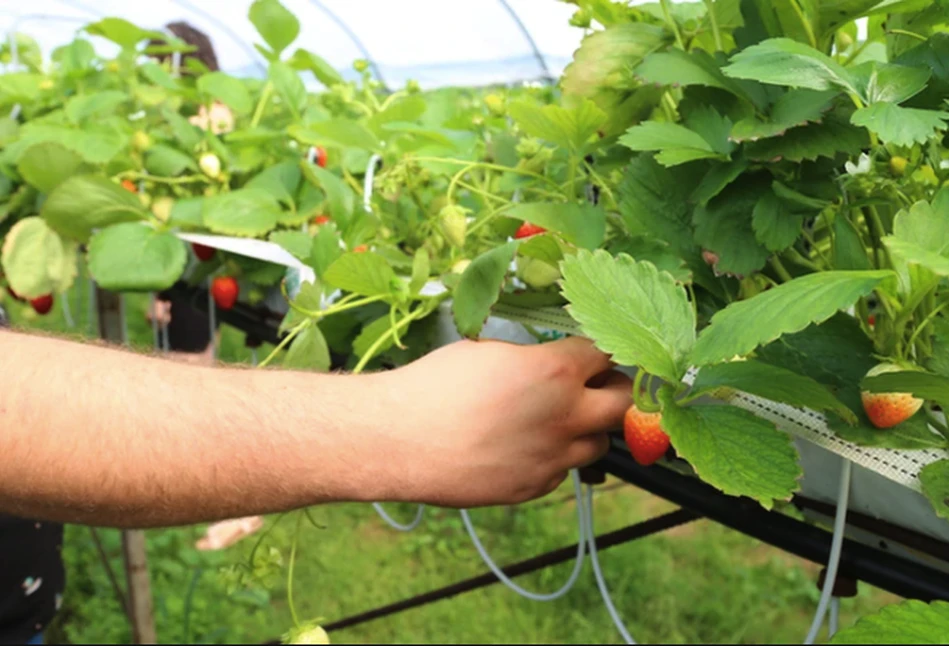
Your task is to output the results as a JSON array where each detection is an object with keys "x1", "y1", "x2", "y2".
[
  {"x1": 804, "y1": 458, "x2": 853, "y2": 645},
  {"x1": 61, "y1": 290, "x2": 75, "y2": 328},
  {"x1": 459, "y1": 469, "x2": 586, "y2": 602},
  {"x1": 364, "y1": 154, "x2": 382, "y2": 214},
  {"x1": 829, "y1": 597, "x2": 841, "y2": 639},
  {"x1": 583, "y1": 485, "x2": 637, "y2": 645},
  {"x1": 372, "y1": 503, "x2": 426, "y2": 532}
]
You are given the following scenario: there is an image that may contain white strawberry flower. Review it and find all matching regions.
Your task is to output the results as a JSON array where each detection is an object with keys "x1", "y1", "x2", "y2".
[{"x1": 845, "y1": 153, "x2": 871, "y2": 176}]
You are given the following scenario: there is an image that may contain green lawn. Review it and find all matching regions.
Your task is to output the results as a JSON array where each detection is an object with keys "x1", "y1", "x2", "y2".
[{"x1": 4, "y1": 279, "x2": 898, "y2": 644}]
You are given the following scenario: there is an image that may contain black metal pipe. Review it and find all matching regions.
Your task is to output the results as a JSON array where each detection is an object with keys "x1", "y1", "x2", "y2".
[
  {"x1": 596, "y1": 440, "x2": 949, "y2": 602},
  {"x1": 319, "y1": 508, "x2": 700, "y2": 636}
]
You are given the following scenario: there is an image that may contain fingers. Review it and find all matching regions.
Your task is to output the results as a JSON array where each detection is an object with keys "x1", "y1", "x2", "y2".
[
  {"x1": 563, "y1": 434, "x2": 611, "y2": 470},
  {"x1": 571, "y1": 370, "x2": 632, "y2": 435},
  {"x1": 538, "y1": 336, "x2": 615, "y2": 381}
]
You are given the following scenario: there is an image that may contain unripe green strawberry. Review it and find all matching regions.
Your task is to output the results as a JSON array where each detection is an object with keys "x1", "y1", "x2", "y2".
[
  {"x1": 484, "y1": 94, "x2": 505, "y2": 117},
  {"x1": 151, "y1": 196, "x2": 174, "y2": 223},
  {"x1": 516, "y1": 256, "x2": 560, "y2": 289},
  {"x1": 451, "y1": 259, "x2": 471, "y2": 274},
  {"x1": 890, "y1": 156, "x2": 908, "y2": 177},
  {"x1": 199, "y1": 152, "x2": 222, "y2": 179},
  {"x1": 283, "y1": 622, "x2": 330, "y2": 645},
  {"x1": 623, "y1": 404, "x2": 670, "y2": 466},
  {"x1": 132, "y1": 130, "x2": 152, "y2": 153},
  {"x1": 861, "y1": 363, "x2": 924, "y2": 429},
  {"x1": 439, "y1": 204, "x2": 468, "y2": 248}
]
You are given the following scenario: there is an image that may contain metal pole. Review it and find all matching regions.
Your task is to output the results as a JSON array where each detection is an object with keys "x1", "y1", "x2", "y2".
[{"x1": 95, "y1": 286, "x2": 157, "y2": 645}]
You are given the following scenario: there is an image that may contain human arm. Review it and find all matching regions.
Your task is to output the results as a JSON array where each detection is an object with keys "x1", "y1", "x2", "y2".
[{"x1": 0, "y1": 331, "x2": 630, "y2": 529}]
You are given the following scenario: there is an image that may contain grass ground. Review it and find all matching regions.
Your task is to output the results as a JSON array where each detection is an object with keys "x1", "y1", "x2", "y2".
[{"x1": 4, "y1": 278, "x2": 899, "y2": 644}]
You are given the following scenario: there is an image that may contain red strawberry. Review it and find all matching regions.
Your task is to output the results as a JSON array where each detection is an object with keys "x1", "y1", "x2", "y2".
[
  {"x1": 312, "y1": 146, "x2": 328, "y2": 168},
  {"x1": 30, "y1": 294, "x2": 54, "y2": 315},
  {"x1": 211, "y1": 276, "x2": 239, "y2": 310},
  {"x1": 861, "y1": 363, "x2": 923, "y2": 429},
  {"x1": 121, "y1": 179, "x2": 137, "y2": 193},
  {"x1": 514, "y1": 222, "x2": 546, "y2": 239},
  {"x1": 353, "y1": 244, "x2": 368, "y2": 253},
  {"x1": 868, "y1": 314, "x2": 876, "y2": 327},
  {"x1": 192, "y1": 243, "x2": 216, "y2": 262},
  {"x1": 623, "y1": 403, "x2": 670, "y2": 466},
  {"x1": 313, "y1": 215, "x2": 331, "y2": 226}
]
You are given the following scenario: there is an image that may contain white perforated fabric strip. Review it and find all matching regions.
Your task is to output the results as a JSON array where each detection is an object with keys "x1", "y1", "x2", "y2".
[{"x1": 491, "y1": 304, "x2": 949, "y2": 493}]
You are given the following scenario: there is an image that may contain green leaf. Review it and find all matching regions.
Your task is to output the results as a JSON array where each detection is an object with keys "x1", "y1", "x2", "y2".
[
  {"x1": 506, "y1": 202, "x2": 605, "y2": 250},
  {"x1": 829, "y1": 599, "x2": 949, "y2": 644},
  {"x1": 452, "y1": 242, "x2": 519, "y2": 339},
  {"x1": 249, "y1": 0, "x2": 300, "y2": 57},
  {"x1": 752, "y1": 189, "x2": 805, "y2": 253},
  {"x1": 162, "y1": 107, "x2": 202, "y2": 150},
  {"x1": 42, "y1": 175, "x2": 146, "y2": 242},
  {"x1": 86, "y1": 223, "x2": 186, "y2": 292},
  {"x1": 202, "y1": 189, "x2": 281, "y2": 238},
  {"x1": 620, "y1": 121, "x2": 725, "y2": 167},
  {"x1": 694, "y1": 183, "x2": 771, "y2": 277},
  {"x1": 352, "y1": 315, "x2": 398, "y2": 360},
  {"x1": 410, "y1": 249, "x2": 430, "y2": 295},
  {"x1": 692, "y1": 360, "x2": 856, "y2": 423},
  {"x1": 722, "y1": 38, "x2": 858, "y2": 94},
  {"x1": 635, "y1": 48, "x2": 753, "y2": 102},
  {"x1": 834, "y1": 214, "x2": 873, "y2": 271},
  {"x1": 508, "y1": 99, "x2": 606, "y2": 152},
  {"x1": 270, "y1": 61, "x2": 306, "y2": 117},
  {"x1": 289, "y1": 121, "x2": 381, "y2": 152},
  {"x1": 84, "y1": 18, "x2": 157, "y2": 49},
  {"x1": 927, "y1": 317, "x2": 949, "y2": 378},
  {"x1": 730, "y1": 89, "x2": 838, "y2": 141},
  {"x1": 920, "y1": 460, "x2": 949, "y2": 521},
  {"x1": 197, "y1": 72, "x2": 253, "y2": 115},
  {"x1": 851, "y1": 103, "x2": 949, "y2": 146},
  {"x1": 9, "y1": 125, "x2": 127, "y2": 165},
  {"x1": 883, "y1": 200, "x2": 949, "y2": 275},
  {"x1": 0, "y1": 217, "x2": 75, "y2": 299},
  {"x1": 309, "y1": 225, "x2": 343, "y2": 280},
  {"x1": 561, "y1": 250, "x2": 695, "y2": 383},
  {"x1": 692, "y1": 160, "x2": 749, "y2": 205},
  {"x1": 323, "y1": 252, "x2": 398, "y2": 298},
  {"x1": 862, "y1": 370, "x2": 949, "y2": 405},
  {"x1": 300, "y1": 162, "x2": 355, "y2": 228},
  {"x1": 284, "y1": 323, "x2": 330, "y2": 372},
  {"x1": 290, "y1": 49, "x2": 343, "y2": 87},
  {"x1": 693, "y1": 271, "x2": 893, "y2": 366},
  {"x1": 269, "y1": 230, "x2": 312, "y2": 261},
  {"x1": 607, "y1": 236, "x2": 691, "y2": 283},
  {"x1": 248, "y1": 161, "x2": 301, "y2": 209},
  {"x1": 145, "y1": 144, "x2": 198, "y2": 177},
  {"x1": 168, "y1": 197, "x2": 205, "y2": 230},
  {"x1": 17, "y1": 142, "x2": 85, "y2": 194},
  {"x1": 867, "y1": 63, "x2": 931, "y2": 104},
  {"x1": 658, "y1": 392, "x2": 802, "y2": 509},
  {"x1": 746, "y1": 115, "x2": 868, "y2": 162},
  {"x1": 64, "y1": 91, "x2": 128, "y2": 124},
  {"x1": 834, "y1": 414, "x2": 947, "y2": 450},
  {"x1": 139, "y1": 62, "x2": 178, "y2": 90}
]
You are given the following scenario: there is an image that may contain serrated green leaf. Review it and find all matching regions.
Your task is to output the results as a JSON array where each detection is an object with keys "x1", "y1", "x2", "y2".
[
  {"x1": 862, "y1": 370, "x2": 949, "y2": 405},
  {"x1": 353, "y1": 315, "x2": 397, "y2": 359},
  {"x1": 607, "y1": 236, "x2": 691, "y2": 283},
  {"x1": 829, "y1": 599, "x2": 949, "y2": 644},
  {"x1": 309, "y1": 225, "x2": 343, "y2": 280},
  {"x1": 87, "y1": 223, "x2": 186, "y2": 292},
  {"x1": 269, "y1": 230, "x2": 312, "y2": 261},
  {"x1": 17, "y1": 142, "x2": 85, "y2": 194},
  {"x1": 162, "y1": 107, "x2": 202, "y2": 150},
  {"x1": 323, "y1": 252, "x2": 398, "y2": 298},
  {"x1": 694, "y1": 183, "x2": 771, "y2": 277},
  {"x1": 620, "y1": 121, "x2": 725, "y2": 167},
  {"x1": 168, "y1": 197, "x2": 205, "y2": 229},
  {"x1": 635, "y1": 49, "x2": 752, "y2": 102},
  {"x1": 752, "y1": 189, "x2": 805, "y2": 252},
  {"x1": 722, "y1": 38, "x2": 858, "y2": 94},
  {"x1": 867, "y1": 63, "x2": 931, "y2": 104},
  {"x1": 561, "y1": 250, "x2": 695, "y2": 383},
  {"x1": 731, "y1": 89, "x2": 838, "y2": 141},
  {"x1": 834, "y1": 414, "x2": 947, "y2": 449},
  {"x1": 42, "y1": 175, "x2": 146, "y2": 242},
  {"x1": 508, "y1": 99, "x2": 606, "y2": 152},
  {"x1": 692, "y1": 160, "x2": 749, "y2": 205},
  {"x1": 746, "y1": 115, "x2": 868, "y2": 162},
  {"x1": 920, "y1": 460, "x2": 949, "y2": 521},
  {"x1": 506, "y1": 202, "x2": 605, "y2": 250},
  {"x1": 369, "y1": 95, "x2": 427, "y2": 129},
  {"x1": 84, "y1": 18, "x2": 157, "y2": 49},
  {"x1": 0, "y1": 217, "x2": 73, "y2": 299},
  {"x1": 834, "y1": 213, "x2": 873, "y2": 271},
  {"x1": 145, "y1": 144, "x2": 198, "y2": 177},
  {"x1": 658, "y1": 392, "x2": 801, "y2": 508},
  {"x1": 139, "y1": 62, "x2": 178, "y2": 90},
  {"x1": 250, "y1": 0, "x2": 300, "y2": 57},
  {"x1": 197, "y1": 72, "x2": 253, "y2": 115},
  {"x1": 10, "y1": 125, "x2": 127, "y2": 165},
  {"x1": 289, "y1": 121, "x2": 381, "y2": 152},
  {"x1": 202, "y1": 189, "x2": 281, "y2": 238},
  {"x1": 851, "y1": 103, "x2": 949, "y2": 146},
  {"x1": 693, "y1": 271, "x2": 892, "y2": 366},
  {"x1": 290, "y1": 48, "x2": 343, "y2": 87},
  {"x1": 692, "y1": 360, "x2": 856, "y2": 423},
  {"x1": 64, "y1": 91, "x2": 128, "y2": 124},
  {"x1": 270, "y1": 61, "x2": 306, "y2": 117},
  {"x1": 883, "y1": 200, "x2": 949, "y2": 275},
  {"x1": 300, "y1": 161, "x2": 354, "y2": 228},
  {"x1": 283, "y1": 322, "x2": 330, "y2": 372},
  {"x1": 927, "y1": 317, "x2": 949, "y2": 378},
  {"x1": 518, "y1": 234, "x2": 565, "y2": 265},
  {"x1": 248, "y1": 161, "x2": 301, "y2": 209},
  {"x1": 452, "y1": 242, "x2": 519, "y2": 339}
]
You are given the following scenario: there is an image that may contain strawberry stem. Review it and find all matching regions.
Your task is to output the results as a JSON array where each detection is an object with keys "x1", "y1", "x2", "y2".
[{"x1": 287, "y1": 512, "x2": 304, "y2": 629}]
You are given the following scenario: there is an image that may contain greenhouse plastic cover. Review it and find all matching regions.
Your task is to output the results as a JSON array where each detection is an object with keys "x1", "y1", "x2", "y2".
[{"x1": 0, "y1": 0, "x2": 606, "y2": 90}]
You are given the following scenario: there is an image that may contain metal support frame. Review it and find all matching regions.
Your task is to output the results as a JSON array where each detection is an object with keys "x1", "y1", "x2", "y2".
[
  {"x1": 304, "y1": 0, "x2": 389, "y2": 92},
  {"x1": 169, "y1": 0, "x2": 267, "y2": 76},
  {"x1": 496, "y1": 0, "x2": 554, "y2": 83}
]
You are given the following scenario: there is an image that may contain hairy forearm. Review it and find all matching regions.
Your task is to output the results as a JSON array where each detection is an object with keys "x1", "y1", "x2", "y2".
[{"x1": 0, "y1": 330, "x2": 399, "y2": 529}]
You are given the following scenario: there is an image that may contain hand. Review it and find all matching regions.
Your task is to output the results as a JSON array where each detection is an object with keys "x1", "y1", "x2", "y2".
[
  {"x1": 374, "y1": 337, "x2": 631, "y2": 508},
  {"x1": 146, "y1": 299, "x2": 172, "y2": 326}
]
